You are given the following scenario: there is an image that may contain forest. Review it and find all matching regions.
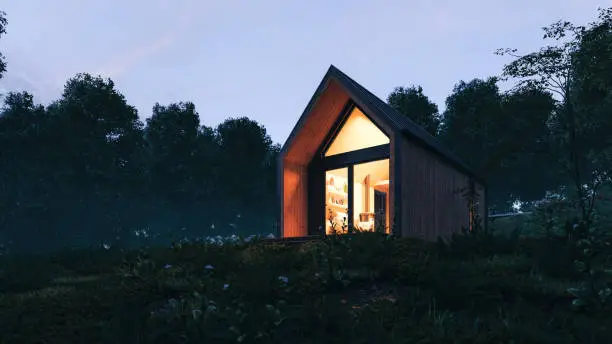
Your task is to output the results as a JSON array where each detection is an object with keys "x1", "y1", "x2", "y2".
[
  {"x1": 1, "y1": 9, "x2": 611, "y2": 254},
  {"x1": 0, "y1": 6, "x2": 611, "y2": 344}
]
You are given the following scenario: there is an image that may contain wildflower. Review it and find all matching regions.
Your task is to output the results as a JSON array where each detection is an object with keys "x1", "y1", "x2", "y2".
[
  {"x1": 204, "y1": 264, "x2": 214, "y2": 270},
  {"x1": 223, "y1": 283, "x2": 230, "y2": 290},
  {"x1": 102, "y1": 243, "x2": 111, "y2": 250},
  {"x1": 164, "y1": 264, "x2": 172, "y2": 269},
  {"x1": 278, "y1": 276, "x2": 289, "y2": 284}
]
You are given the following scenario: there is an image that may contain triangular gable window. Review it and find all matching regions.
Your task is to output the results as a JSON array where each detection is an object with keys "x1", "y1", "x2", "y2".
[{"x1": 324, "y1": 107, "x2": 389, "y2": 157}]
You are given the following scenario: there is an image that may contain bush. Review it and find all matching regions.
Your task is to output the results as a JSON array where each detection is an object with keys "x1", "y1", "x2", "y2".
[
  {"x1": 437, "y1": 226, "x2": 521, "y2": 260},
  {"x1": 2, "y1": 231, "x2": 612, "y2": 343}
]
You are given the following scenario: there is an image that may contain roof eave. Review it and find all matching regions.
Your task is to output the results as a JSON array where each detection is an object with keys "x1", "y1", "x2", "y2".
[{"x1": 279, "y1": 66, "x2": 336, "y2": 156}]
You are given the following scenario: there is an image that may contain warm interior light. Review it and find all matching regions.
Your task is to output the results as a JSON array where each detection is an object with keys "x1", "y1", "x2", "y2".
[
  {"x1": 354, "y1": 159, "x2": 390, "y2": 234},
  {"x1": 324, "y1": 107, "x2": 389, "y2": 157},
  {"x1": 325, "y1": 167, "x2": 349, "y2": 235},
  {"x1": 324, "y1": 160, "x2": 390, "y2": 235}
]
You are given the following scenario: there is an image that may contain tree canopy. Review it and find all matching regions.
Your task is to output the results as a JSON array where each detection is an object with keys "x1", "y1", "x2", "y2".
[
  {"x1": 496, "y1": 6, "x2": 612, "y2": 225},
  {"x1": 387, "y1": 85, "x2": 440, "y2": 136}
]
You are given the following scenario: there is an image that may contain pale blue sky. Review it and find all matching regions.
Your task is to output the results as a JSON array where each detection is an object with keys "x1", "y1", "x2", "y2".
[{"x1": 0, "y1": 0, "x2": 607, "y2": 143}]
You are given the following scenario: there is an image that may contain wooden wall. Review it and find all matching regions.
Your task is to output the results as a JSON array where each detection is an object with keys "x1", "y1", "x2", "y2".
[
  {"x1": 398, "y1": 138, "x2": 487, "y2": 241},
  {"x1": 284, "y1": 81, "x2": 350, "y2": 165},
  {"x1": 388, "y1": 137, "x2": 396, "y2": 235},
  {"x1": 280, "y1": 80, "x2": 350, "y2": 237},
  {"x1": 281, "y1": 160, "x2": 308, "y2": 237}
]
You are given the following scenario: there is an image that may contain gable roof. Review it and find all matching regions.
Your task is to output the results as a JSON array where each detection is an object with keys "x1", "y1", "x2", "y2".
[{"x1": 281, "y1": 64, "x2": 482, "y2": 182}]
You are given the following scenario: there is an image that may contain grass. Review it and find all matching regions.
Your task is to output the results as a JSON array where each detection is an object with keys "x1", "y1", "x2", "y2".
[{"x1": 0, "y1": 231, "x2": 611, "y2": 344}]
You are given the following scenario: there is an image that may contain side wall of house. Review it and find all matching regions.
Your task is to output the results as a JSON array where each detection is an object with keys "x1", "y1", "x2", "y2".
[
  {"x1": 281, "y1": 160, "x2": 308, "y2": 237},
  {"x1": 398, "y1": 138, "x2": 486, "y2": 240}
]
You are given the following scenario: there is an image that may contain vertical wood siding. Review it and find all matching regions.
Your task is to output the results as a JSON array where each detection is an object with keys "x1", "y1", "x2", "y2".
[
  {"x1": 284, "y1": 81, "x2": 350, "y2": 165},
  {"x1": 282, "y1": 160, "x2": 308, "y2": 237},
  {"x1": 388, "y1": 137, "x2": 396, "y2": 234},
  {"x1": 280, "y1": 80, "x2": 349, "y2": 237},
  {"x1": 399, "y1": 138, "x2": 486, "y2": 241}
]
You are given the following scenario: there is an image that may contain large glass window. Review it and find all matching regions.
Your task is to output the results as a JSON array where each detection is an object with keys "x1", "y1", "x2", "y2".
[
  {"x1": 324, "y1": 107, "x2": 389, "y2": 157},
  {"x1": 320, "y1": 105, "x2": 390, "y2": 235},
  {"x1": 323, "y1": 159, "x2": 390, "y2": 235},
  {"x1": 325, "y1": 167, "x2": 348, "y2": 234},
  {"x1": 353, "y1": 159, "x2": 390, "y2": 233}
]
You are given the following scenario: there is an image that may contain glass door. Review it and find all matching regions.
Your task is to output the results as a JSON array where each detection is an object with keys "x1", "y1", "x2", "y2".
[
  {"x1": 323, "y1": 159, "x2": 390, "y2": 235},
  {"x1": 324, "y1": 167, "x2": 348, "y2": 234},
  {"x1": 353, "y1": 159, "x2": 390, "y2": 233}
]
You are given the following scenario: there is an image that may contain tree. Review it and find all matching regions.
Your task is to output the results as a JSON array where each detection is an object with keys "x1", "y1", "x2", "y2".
[
  {"x1": 498, "y1": 85, "x2": 559, "y2": 202},
  {"x1": 496, "y1": 7, "x2": 612, "y2": 234},
  {"x1": 0, "y1": 11, "x2": 7, "y2": 79},
  {"x1": 145, "y1": 102, "x2": 201, "y2": 202},
  {"x1": 0, "y1": 92, "x2": 52, "y2": 251},
  {"x1": 438, "y1": 78, "x2": 556, "y2": 208},
  {"x1": 215, "y1": 117, "x2": 277, "y2": 231},
  {"x1": 387, "y1": 86, "x2": 440, "y2": 135},
  {"x1": 572, "y1": 8, "x2": 612, "y2": 161},
  {"x1": 439, "y1": 77, "x2": 503, "y2": 176},
  {"x1": 46, "y1": 74, "x2": 145, "y2": 247},
  {"x1": 47, "y1": 74, "x2": 144, "y2": 188}
]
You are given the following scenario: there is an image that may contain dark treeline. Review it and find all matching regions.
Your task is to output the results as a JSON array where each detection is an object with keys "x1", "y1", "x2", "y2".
[
  {"x1": 0, "y1": 8, "x2": 610, "y2": 252},
  {"x1": 0, "y1": 74, "x2": 280, "y2": 252},
  {"x1": 388, "y1": 8, "x2": 612, "y2": 219}
]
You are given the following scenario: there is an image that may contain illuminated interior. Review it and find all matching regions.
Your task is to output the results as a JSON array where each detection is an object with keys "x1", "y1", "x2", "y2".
[
  {"x1": 324, "y1": 107, "x2": 390, "y2": 157},
  {"x1": 325, "y1": 167, "x2": 348, "y2": 234},
  {"x1": 322, "y1": 106, "x2": 391, "y2": 235},
  {"x1": 354, "y1": 159, "x2": 390, "y2": 233}
]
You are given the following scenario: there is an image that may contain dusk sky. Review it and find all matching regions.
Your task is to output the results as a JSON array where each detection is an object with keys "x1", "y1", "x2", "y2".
[{"x1": 0, "y1": 0, "x2": 606, "y2": 143}]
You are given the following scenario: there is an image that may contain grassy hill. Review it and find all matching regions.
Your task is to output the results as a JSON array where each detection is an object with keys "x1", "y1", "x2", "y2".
[{"x1": 0, "y1": 231, "x2": 611, "y2": 343}]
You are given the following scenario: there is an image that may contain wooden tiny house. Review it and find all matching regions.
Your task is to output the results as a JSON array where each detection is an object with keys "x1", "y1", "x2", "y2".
[{"x1": 278, "y1": 65, "x2": 486, "y2": 241}]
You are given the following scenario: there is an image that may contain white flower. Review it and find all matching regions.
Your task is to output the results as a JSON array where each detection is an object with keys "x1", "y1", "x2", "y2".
[
  {"x1": 278, "y1": 276, "x2": 289, "y2": 284},
  {"x1": 204, "y1": 264, "x2": 214, "y2": 270},
  {"x1": 223, "y1": 283, "x2": 230, "y2": 290}
]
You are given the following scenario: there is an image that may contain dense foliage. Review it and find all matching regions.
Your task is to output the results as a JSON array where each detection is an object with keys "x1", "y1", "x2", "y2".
[
  {"x1": 387, "y1": 85, "x2": 441, "y2": 136},
  {"x1": 1, "y1": 230, "x2": 612, "y2": 343},
  {"x1": 0, "y1": 79, "x2": 279, "y2": 253}
]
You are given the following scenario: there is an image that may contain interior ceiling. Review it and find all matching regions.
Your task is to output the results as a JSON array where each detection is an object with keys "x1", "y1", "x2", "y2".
[
  {"x1": 324, "y1": 107, "x2": 390, "y2": 157},
  {"x1": 354, "y1": 159, "x2": 389, "y2": 183}
]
